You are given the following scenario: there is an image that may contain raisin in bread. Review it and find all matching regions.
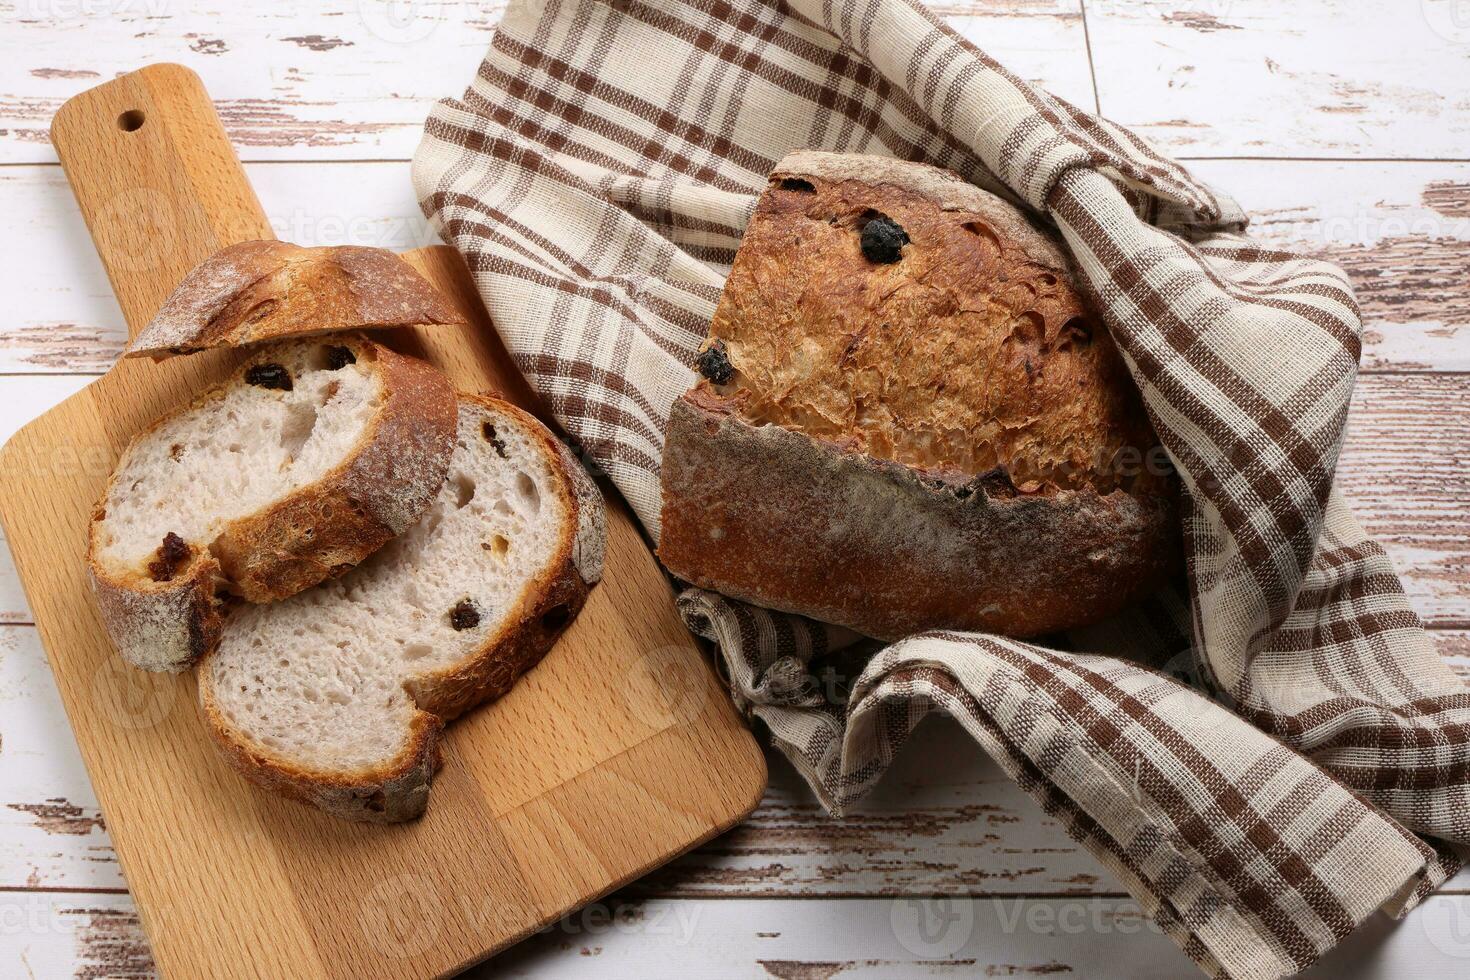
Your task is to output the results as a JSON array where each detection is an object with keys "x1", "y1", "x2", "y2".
[
  {"x1": 88, "y1": 335, "x2": 457, "y2": 672},
  {"x1": 199, "y1": 395, "x2": 605, "y2": 822},
  {"x1": 658, "y1": 151, "x2": 1179, "y2": 641},
  {"x1": 126, "y1": 241, "x2": 467, "y2": 360}
]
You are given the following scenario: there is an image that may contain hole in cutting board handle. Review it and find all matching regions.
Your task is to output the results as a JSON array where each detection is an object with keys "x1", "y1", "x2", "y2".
[{"x1": 117, "y1": 109, "x2": 145, "y2": 132}]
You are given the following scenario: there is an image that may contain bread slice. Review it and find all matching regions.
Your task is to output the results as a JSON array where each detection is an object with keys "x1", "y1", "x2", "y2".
[
  {"x1": 199, "y1": 395, "x2": 606, "y2": 822},
  {"x1": 88, "y1": 335, "x2": 458, "y2": 672},
  {"x1": 658, "y1": 151, "x2": 1179, "y2": 641},
  {"x1": 126, "y1": 241, "x2": 467, "y2": 359}
]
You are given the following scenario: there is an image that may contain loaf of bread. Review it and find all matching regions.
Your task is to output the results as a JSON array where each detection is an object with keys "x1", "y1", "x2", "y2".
[
  {"x1": 200, "y1": 395, "x2": 605, "y2": 822},
  {"x1": 658, "y1": 151, "x2": 1179, "y2": 640},
  {"x1": 126, "y1": 241, "x2": 467, "y2": 359},
  {"x1": 88, "y1": 335, "x2": 458, "y2": 672}
]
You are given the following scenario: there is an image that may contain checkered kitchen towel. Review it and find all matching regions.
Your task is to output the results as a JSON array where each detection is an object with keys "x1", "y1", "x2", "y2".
[{"x1": 412, "y1": 1, "x2": 1470, "y2": 976}]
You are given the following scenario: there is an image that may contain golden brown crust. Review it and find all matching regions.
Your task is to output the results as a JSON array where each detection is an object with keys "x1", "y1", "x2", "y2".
[
  {"x1": 404, "y1": 396, "x2": 595, "y2": 719},
  {"x1": 87, "y1": 336, "x2": 457, "y2": 671},
  {"x1": 199, "y1": 394, "x2": 605, "y2": 822},
  {"x1": 658, "y1": 152, "x2": 1181, "y2": 639},
  {"x1": 126, "y1": 241, "x2": 467, "y2": 360}
]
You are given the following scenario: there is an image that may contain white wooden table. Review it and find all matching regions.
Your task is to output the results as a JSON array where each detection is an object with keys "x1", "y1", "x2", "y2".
[{"x1": 2, "y1": 2, "x2": 1468, "y2": 977}]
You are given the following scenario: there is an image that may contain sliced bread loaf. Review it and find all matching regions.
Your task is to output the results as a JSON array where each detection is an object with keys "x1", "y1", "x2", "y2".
[
  {"x1": 88, "y1": 335, "x2": 458, "y2": 672},
  {"x1": 199, "y1": 395, "x2": 605, "y2": 822},
  {"x1": 126, "y1": 241, "x2": 468, "y2": 360}
]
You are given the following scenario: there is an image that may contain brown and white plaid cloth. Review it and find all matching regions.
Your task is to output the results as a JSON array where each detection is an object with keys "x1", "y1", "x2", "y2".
[{"x1": 412, "y1": 1, "x2": 1470, "y2": 976}]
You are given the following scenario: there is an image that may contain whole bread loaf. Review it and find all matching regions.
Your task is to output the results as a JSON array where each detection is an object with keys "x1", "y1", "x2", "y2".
[{"x1": 658, "y1": 151, "x2": 1179, "y2": 640}]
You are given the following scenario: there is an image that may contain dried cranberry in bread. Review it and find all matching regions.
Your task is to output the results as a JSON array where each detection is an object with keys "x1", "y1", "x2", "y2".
[
  {"x1": 658, "y1": 151, "x2": 1179, "y2": 641},
  {"x1": 126, "y1": 241, "x2": 467, "y2": 359},
  {"x1": 87, "y1": 335, "x2": 458, "y2": 672}
]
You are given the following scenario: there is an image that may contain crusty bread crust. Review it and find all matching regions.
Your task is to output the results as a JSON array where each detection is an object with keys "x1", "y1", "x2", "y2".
[
  {"x1": 660, "y1": 388, "x2": 1178, "y2": 640},
  {"x1": 89, "y1": 548, "x2": 226, "y2": 673},
  {"x1": 126, "y1": 241, "x2": 467, "y2": 360},
  {"x1": 87, "y1": 337, "x2": 458, "y2": 672},
  {"x1": 202, "y1": 704, "x2": 444, "y2": 823},
  {"x1": 199, "y1": 394, "x2": 606, "y2": 822},
  {"x1": 658, "y1": 151, "x2": 1181, "y2": 639}
]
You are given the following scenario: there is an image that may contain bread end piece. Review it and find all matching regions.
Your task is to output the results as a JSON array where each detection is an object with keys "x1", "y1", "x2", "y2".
[
  {"x1": 659, "y1": 150, "x2": 1180, "y2": 638},
  {"x1": 127, "y1": 241, "x2": 468, "y2": 360}
]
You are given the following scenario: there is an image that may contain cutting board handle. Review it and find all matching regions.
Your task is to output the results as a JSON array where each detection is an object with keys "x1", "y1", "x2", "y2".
[{"x1": 51, "y1": 63, "x2": 274, "y2": 340}]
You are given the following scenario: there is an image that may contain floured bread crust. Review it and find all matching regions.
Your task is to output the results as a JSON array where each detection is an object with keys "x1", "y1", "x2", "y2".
[
  {"x1": 127, "y1": 241, "x2": 467, "y2": 359},
  {"x1": 658, "y1": 151, "x2": 1179, "y2": 639}
]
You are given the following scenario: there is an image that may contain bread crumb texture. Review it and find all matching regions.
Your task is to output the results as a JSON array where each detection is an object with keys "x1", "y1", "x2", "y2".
[{"x1": 208, "y1": 399, "x2": 585, "y2": 775}]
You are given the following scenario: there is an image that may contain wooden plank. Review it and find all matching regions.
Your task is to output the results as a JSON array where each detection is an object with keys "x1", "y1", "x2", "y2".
[
  {"x1": 0, "y1": 163, "x2": 436, "y2": 375},
  {"x1": 0, "y1": 0, "x2": 502, "y2": 164},
  {"x1": 0, "y1": 377, "x2": 93, "y2": 623},
  {"x1": 1340, "y1": 375, "x2": 1470, "y2": 625},
  {"x1": 936, "y1": 1, "x2": 1095, "y2": 110},
  {"x1": 1189, "y1": 160, "x2": 1470, "y2": 372},
  {"x1": 8, "y1": 889, "x2": 1470, "y2": 980},
  {"x1": 2, "y1": 160, "x2": 1467, "y2": 376},
  {"x1": 5, "y1": 622, "x2": 1467, "y2": 898},
  {"x1": 1085, "y1": 0, "x2": 1470, "y2": 160},
  {"x1": 0, "y1": 0, "x2": 1093, "y2": 165}
]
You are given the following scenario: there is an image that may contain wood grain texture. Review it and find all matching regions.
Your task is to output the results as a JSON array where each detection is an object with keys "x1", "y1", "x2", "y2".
[
  {"x1": 3, "y1": 372, "x2": 1465, "y2": 628},
  {"x1": 1086, "y1": 0, "x2": 1470, "y2": 159},
  {"x1": 6, "y1": 622, "x2": 1466, "y2": 902},
  {"x1": 0, "y1": 0, "x2": 1095, "y2": 165},
  {"x1": 0, "y1": 64, "x2": 764, "y2": 980}
]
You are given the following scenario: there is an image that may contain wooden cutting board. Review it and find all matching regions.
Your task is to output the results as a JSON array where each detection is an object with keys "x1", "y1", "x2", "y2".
[{"x1": 0, "y1": 63, "x2": 765, "y2": 979}]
